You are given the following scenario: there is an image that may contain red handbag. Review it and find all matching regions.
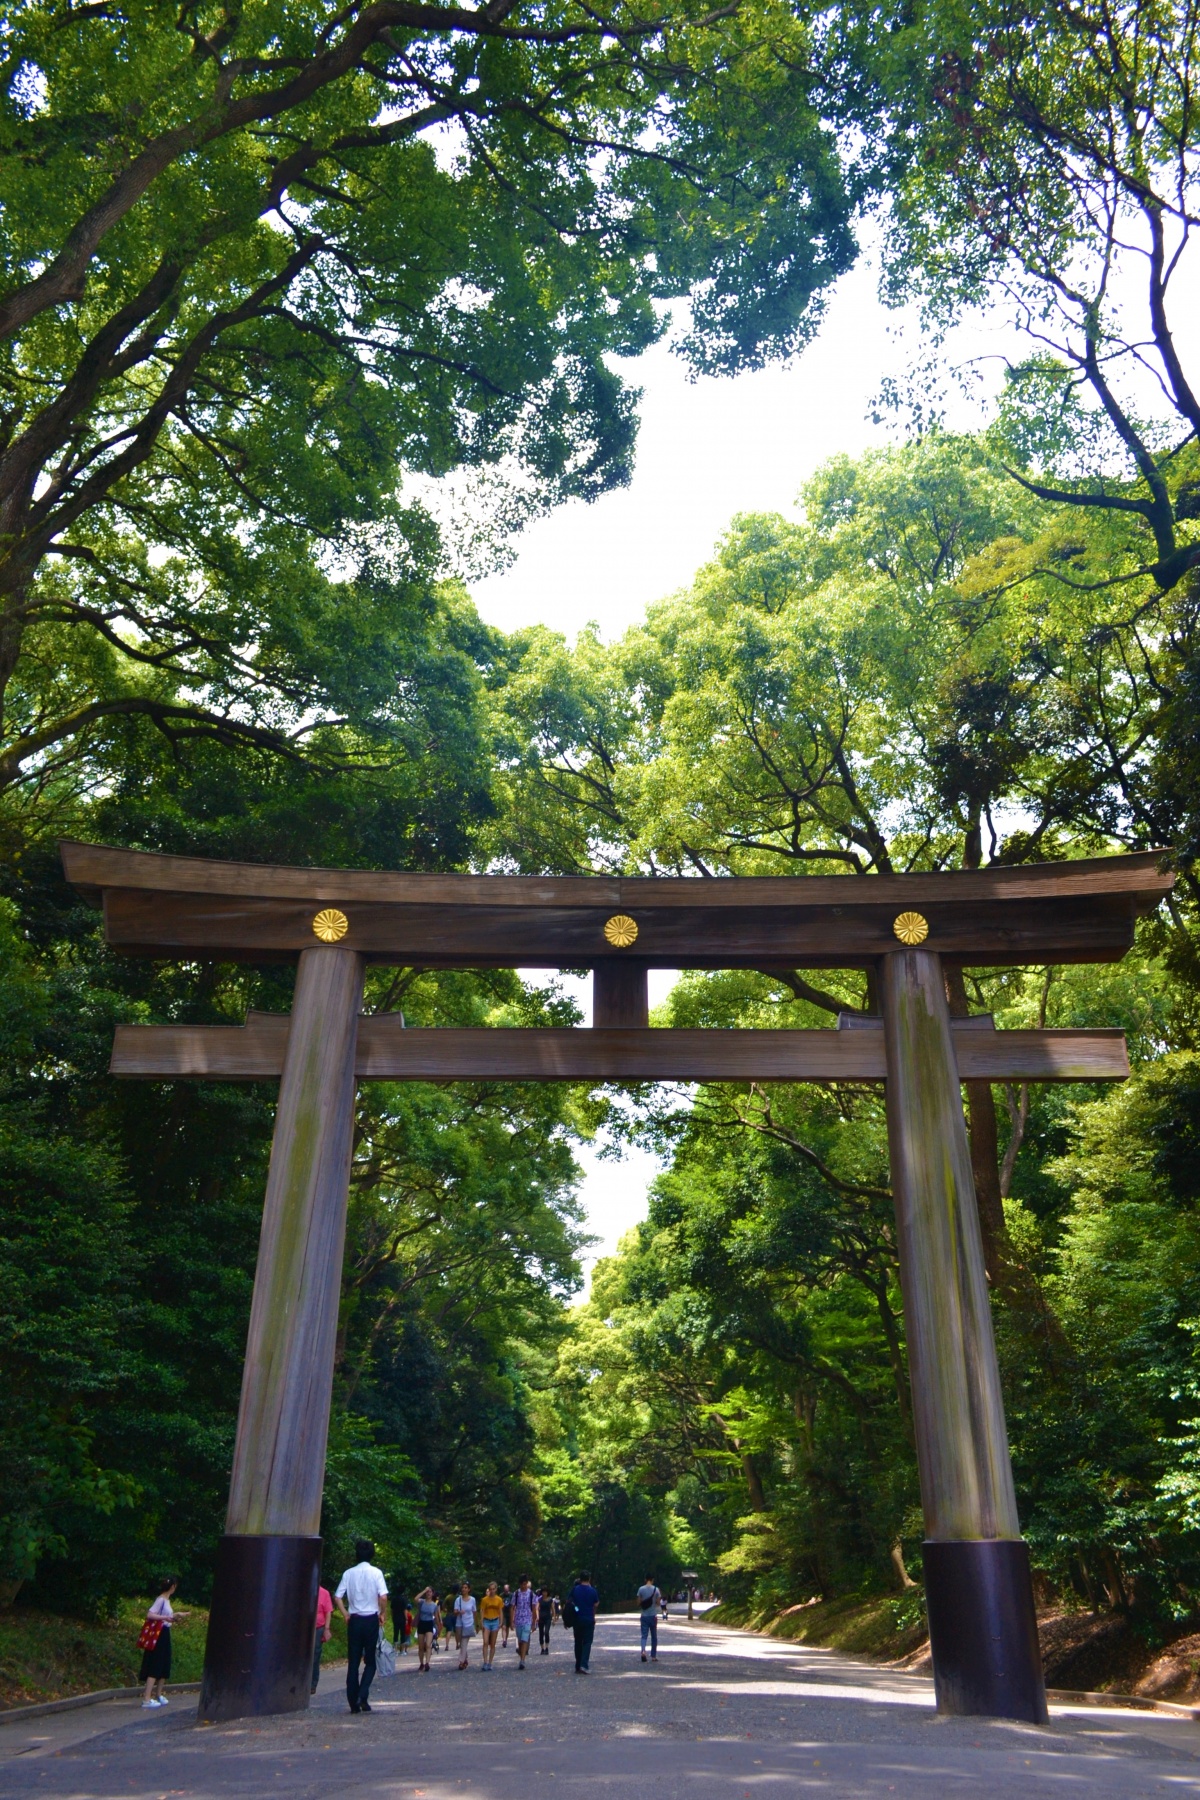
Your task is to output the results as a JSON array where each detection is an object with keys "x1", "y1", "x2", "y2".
[{"x1": 137, "y1": 1617, "x2": 164, "y2": 1652}]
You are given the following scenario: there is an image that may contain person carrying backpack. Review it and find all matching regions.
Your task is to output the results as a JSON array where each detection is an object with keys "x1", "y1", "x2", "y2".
[
  {"x1": 512, "y1": 1575, "x2": 538, "y2": 1669},
  {"x1": 636, "y1": 1575, "x2": 662, "y2": 1663},
  {"x1": 566, "y1": 1570, "x2": 599, "y2": 1673}
]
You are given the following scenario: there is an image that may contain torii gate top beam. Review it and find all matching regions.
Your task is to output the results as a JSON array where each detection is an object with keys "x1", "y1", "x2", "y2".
[{"x1": 59, "y1": 841, "x2": 1172, "y2": 969}]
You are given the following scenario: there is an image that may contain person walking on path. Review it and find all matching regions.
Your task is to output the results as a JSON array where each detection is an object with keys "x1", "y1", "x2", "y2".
[
  {"x1": 568, "y1": 1570, "x2": 599, "y2": 1674},
  {"x1": 479, "y1": 1582, "x2": 504, "y2": 1668},
  {"x1": 415, "y1": 1588, "x2": 439, "y2": 1671},
  {"x1": 312, "y1": 1582, "x2": 334, "y2": 1693},
  {"x1": 391, "y1": 1588, "x2": 411, "y2": 1651},
  {"x1": 537, "y1": 1586, "x2": 554, "y2": 1655},
  {"x1": 512, "y1": 1576, "x2": 538, "y2": 1669},
  {"x1": 501, "y1": 1583, "x2": 513, "y2": 1648},
  {"x1": 453, "y1": 1581, "x2": 477, "y2": 1669},
  {"x1": 637, "y1": 1576, "x2": 662, "y2": 1663},
  {"x1": 335, "y1": 1538, "x2": 388, "y2": 1713},
  {"x1": 139, "y1": 1578, "x2": 189, "y2": 1708},
  {"x1": 444, "y1": 1590, "x2": 458, "y2": 1652}
]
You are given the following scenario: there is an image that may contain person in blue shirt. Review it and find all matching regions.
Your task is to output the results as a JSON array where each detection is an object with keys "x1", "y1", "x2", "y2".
[{"x1": 568, "y1": 1570, "x2": 599, "y2": 1673}]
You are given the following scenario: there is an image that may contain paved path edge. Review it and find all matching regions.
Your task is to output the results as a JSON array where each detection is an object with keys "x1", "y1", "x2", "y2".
[{"x1": 0, "y1": 1681, "x2": 201, "y2": 1724}]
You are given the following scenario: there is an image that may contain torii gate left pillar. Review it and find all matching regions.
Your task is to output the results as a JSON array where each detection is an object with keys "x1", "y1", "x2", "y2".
[{"x1": 199, "y1": 946, "x2": 363, "y2": 1721}]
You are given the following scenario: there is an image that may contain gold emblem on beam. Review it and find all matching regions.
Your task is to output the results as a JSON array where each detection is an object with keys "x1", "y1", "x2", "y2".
[
  {"x1": 603, "y1": 914, "x2": 639, "y2": 948},
  {"x1": 312, "y1": 907, "x2": 349, "y2": 943},
  {"x1": 893, "y1": 911, "x2": 929, "y2": 946}
]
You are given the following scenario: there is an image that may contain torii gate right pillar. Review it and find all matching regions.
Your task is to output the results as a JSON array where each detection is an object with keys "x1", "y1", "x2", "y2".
[{"x1": 881, "y1": 947, "x2": 1047, "y2": 1723}]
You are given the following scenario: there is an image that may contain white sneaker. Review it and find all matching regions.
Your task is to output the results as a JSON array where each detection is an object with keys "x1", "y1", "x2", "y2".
[
  {"x1": 141, "y1": 1700, "x2": 159, "y2": 1709},
  {"x1": 157, "y1": 1695, "x2": 169, "y2": 1704}
]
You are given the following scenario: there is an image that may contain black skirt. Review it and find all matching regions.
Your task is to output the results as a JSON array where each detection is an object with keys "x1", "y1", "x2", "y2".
[{"x1": 139, "y1": 1626, "x2": 172, "y2": 1681}]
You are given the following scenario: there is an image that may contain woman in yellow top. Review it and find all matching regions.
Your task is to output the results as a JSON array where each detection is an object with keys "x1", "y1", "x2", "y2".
[{"x1": 479, "y1": 1582, "x2": 504, "y2": 1669}]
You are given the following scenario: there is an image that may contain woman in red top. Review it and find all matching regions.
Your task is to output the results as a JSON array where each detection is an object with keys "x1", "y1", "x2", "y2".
[{"x1": 312, "y1": 1583, "x2": 334, "y2": 1694}]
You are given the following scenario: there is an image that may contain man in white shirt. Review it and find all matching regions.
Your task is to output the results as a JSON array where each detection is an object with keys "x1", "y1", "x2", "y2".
[{"x1": 335, "y1": 1538, "x2": 389, "y2": 1713}]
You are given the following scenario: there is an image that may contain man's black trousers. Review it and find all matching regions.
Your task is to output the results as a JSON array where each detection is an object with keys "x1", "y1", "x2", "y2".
[
  {"x1": 573, "y1": 1618, "x2": 595, "y2": 1671},
  {"x1": 346, "y1": 1613, "x2": 379, "y2": 1709}
]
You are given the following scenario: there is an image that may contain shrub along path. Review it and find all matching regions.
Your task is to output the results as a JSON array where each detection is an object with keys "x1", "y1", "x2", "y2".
[{"x1": 3, "y1": 1615, "x2": 1200, "y2": 1797}]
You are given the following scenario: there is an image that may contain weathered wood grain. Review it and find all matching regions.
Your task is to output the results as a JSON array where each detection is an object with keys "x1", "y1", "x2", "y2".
[
  {"x1": 223, "y1": 947, "x2": 364, "y2": 1538},
  {"x1": 110, "y1": 1018, "x2": 1130, "y2": 1082},
  {"x1": 98, "y1": 885, "x2": 1144, "y2": 967},
  {"x1": 882, "y1": 947, "x2": 1021, "y2": 1543},
  {"x1": 61, "y1": 838, "x2": 1173, "y2": 909},
  {"x1": 593, "y1": 961, "x2": 649, "y2": 1028}
]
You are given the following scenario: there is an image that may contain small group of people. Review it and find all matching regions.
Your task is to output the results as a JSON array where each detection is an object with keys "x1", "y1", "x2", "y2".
[
  {"x1": 313, "y1": 1542, "x2": 606, "y2": 1711},
  {"x1": 137, "y1": 1553, "x2": 665, "y2": 1715},
  {"x1": 419, "y1": 1575, "x2": 551, "y2": 1672},
  {"x1": 432, "y1": 1570, "x2": 605, "y2": 1676}
]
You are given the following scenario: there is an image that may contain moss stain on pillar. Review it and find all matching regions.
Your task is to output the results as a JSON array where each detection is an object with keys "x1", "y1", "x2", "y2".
[{"x1": 224, "y1": 945, "x2": 364, "y2": 1539}]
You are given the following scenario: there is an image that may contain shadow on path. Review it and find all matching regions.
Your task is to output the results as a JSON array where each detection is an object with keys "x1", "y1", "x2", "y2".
[{"x1": 3, "y1": 1615, "x2": 1200, "y2": 1799}]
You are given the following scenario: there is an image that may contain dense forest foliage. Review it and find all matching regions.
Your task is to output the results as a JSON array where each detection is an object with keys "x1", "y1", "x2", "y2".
[{"x1": 2, "y1": 0, "x2": 1200, "y2": 1650}]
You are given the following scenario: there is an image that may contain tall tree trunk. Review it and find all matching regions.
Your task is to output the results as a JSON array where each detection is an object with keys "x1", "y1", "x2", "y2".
[{"x1": 741, "y1": 1452, "x2": 767, "y2": 1513}]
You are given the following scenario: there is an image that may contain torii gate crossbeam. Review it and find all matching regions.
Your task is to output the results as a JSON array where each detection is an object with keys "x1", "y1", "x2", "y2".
[{"x1": 59, "y1": 841, "x2": 1173, "y2": 1728}]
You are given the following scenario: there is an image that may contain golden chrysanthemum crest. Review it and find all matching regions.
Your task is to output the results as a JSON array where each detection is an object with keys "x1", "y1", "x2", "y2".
[
  {"x1": 312, "y1": 907, "x2": 349, "y2": 943},
  {"x1": 892, "y1": 911, "x2": 929, "y2": 946}
]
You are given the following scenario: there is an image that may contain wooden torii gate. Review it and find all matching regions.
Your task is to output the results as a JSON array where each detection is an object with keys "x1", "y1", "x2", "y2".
[{"x1": 60, "y1": 840, "x2": 1172, "y2": 1726}]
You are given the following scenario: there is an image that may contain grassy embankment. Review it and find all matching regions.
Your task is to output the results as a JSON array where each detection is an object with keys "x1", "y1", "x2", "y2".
[
  {"x1": 0, "y1": 1602, "x2": 357, "y2": 1711},
  {"x1": 708, "y1": 1594, "x2": 1200, "y2": 1700},
  {"x1": 0, "y1": 1600, "x2": 210, "y2": 1709},
  {"x1": 708, "y1": 1595, "x2": 929, "y2": 1663}
]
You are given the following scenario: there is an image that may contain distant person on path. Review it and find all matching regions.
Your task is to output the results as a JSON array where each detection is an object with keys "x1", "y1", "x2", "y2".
[
  {"x1": 139, "y1": 1578, "x2": 189, "y2": 1708},
  {"x1": 512, "y1": 1576, "x2": 538, "y2": 1669},
  {"x1": 444, "y1": 1590, "x2": 459, "y2": 1650},
  {"x1": 479, "y1": 1582, "x2": 504, "y2": 1668},
  {"x1": 312, "y1": 1582, "x2": 333, "y2": 1693},
  {"x1": 415, "y1": 1588, "x2": 439, "y2": 1671},
  {"x1": 454, "y1": 1581, "x2": 477, "y2": 1669},
  {"x1": 391, "y1": 1587, "x2": 411, "y2": 1651},
  {"x1": 501, "y1": 1583, "x2": 514, "y2": 1647},
  {"x1": 335, "y1": 1538, "x2": 388, "y2": 1713},
  {"x1": 537, "y1": 1585, "x2": 554, "y2": 1655},
  {"x1": 568, "y1": 1570, "x2": 599, "y2": 1674},
  {"x1": 637, "y1": 1576, "x2": 662, "y2": 1663}
]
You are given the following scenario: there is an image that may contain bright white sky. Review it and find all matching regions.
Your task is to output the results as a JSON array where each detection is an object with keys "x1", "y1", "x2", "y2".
[{"x1": 470, "y1": 250, "x2": 1022, "y2": 642}]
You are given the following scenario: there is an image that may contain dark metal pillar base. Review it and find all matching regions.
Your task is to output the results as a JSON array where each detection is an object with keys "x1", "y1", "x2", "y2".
[
  {"x1": 199, "y1": 1534, "x2": 321, "y2": 1722},
  {"x1": 922, "y1": 1539, "x2": 1047, "y2": 1723}
]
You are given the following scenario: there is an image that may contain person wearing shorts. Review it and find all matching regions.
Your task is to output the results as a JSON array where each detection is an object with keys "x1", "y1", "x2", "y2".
[
  {"x1": 415, "y1": 1588, "x2": 439, "y2": 1671},
  {"x1": 501, "y1": 1584, "x2": 513, "y2": 1647},
  {"x1": 454, "y1": 1581, "x2": 477, "y2": 1669},
  {"x1": 537, "y1": 1586, "x2": 553, "y2": 1655},
  {"x1": 479, "y1": 1582, "x2": 504, "y2": 1668},
  {"x1": 511, "y1": 1575, "x2": 538, "y2": 1669}
]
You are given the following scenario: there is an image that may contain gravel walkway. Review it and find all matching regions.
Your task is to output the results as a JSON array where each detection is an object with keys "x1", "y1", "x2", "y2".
[{"x1": 4, "y1": 1614, "x2": 1200, "y2": 1798}]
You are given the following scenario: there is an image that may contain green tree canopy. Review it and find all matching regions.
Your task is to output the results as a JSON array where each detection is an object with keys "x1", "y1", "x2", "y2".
[
  {"x1": 843, "y1": 0, "x2": 1200, "y2": 594},
  {"x1": 0, "y1": 0, "x2": 855, "y2": 813}
]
